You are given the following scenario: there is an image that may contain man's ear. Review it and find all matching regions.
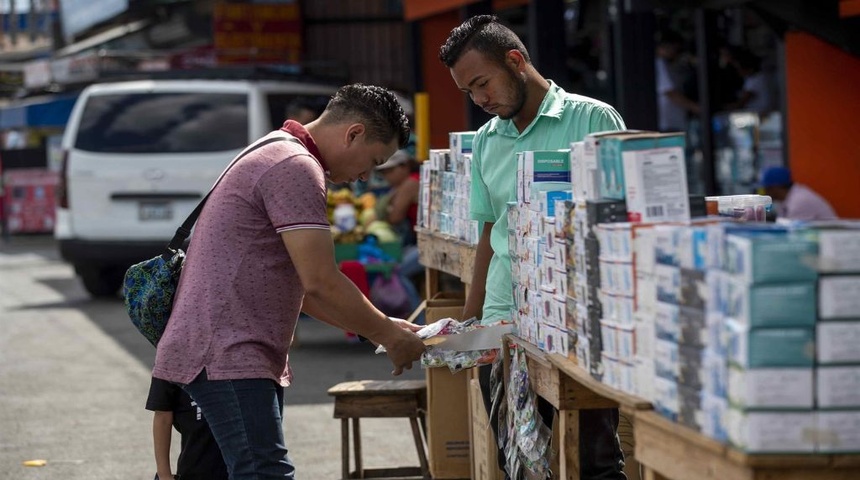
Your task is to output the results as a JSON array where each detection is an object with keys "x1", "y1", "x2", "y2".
[
  {"x1": 345, "y1": 123, "x2": 366, "y2": 147},
  {"x1": 506, "y1": 49, "x2": 525, "y2": 72}
]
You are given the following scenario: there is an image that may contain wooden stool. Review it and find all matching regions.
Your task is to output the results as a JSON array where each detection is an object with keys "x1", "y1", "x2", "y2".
[{"x1": 327, "y1": 380, "x2": 430, "y2": 480}]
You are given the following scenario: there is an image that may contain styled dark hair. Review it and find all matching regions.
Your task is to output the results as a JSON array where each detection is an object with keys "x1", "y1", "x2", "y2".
[
  {"x1": 734, "y1": 48, "x2": 762, "y2": 72},
  {"x1": 439, "y1": 15, "x2": 530, "y2": 68},
  {"x1": 656, "y1": 29, "x2": 684, "y2": 47},
  {"x1": 322, "y1": 84, "x2": 410, "y2": 148}
]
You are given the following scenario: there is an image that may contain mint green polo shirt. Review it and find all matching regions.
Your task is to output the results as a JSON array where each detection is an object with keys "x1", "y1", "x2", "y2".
[{"x1": 470, "y1": 81, "x2": 626, "y2": 324}]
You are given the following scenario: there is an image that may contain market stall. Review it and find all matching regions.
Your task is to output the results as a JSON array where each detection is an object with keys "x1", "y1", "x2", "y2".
[{"x1": 414, "y1": 129, "x2": 860, "y2": 480}]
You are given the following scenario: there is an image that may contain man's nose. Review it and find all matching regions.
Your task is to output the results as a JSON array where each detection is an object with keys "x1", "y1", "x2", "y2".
[{"x1": 473, "y1": 91, "x2": 489, "y2": 106}]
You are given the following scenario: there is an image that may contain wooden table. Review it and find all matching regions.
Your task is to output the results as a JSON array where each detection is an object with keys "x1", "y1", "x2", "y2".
[
  {"x1": 635, "y1": 410, "x2": 860, "y2": 480},
  {"x1": 418, "y1": 231, "x2": 860, "y2": 480},
  {"x1": 502, "y1": 334, "x2": 653, "y2": 480},
  {"x1": 417, "y1": 230, "x2": 476, "y2": 287}
]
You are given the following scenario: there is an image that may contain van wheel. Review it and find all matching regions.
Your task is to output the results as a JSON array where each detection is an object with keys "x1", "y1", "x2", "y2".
[{"x1": 79, "y1": 267, "x2": 122, "y2": 298}]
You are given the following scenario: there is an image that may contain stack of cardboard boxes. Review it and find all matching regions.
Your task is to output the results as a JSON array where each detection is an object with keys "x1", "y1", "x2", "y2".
[
  {"x1": 814, "y1": 229, "x2": 860, "y2": 453},
  {"x1": 417, "y1": 132, "x2": 480, "y2": 244}
]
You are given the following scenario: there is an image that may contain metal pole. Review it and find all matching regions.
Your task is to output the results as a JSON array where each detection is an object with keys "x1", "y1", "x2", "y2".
[
  {"x1": 415, "y1": 92, "x2": 430, "y2": 162},
  {"x1": 527, "y1": 0, "x2": 568, "y2": 90},
  {"x1": 694, "y1": 8, "x2": 718, "y2": 196},
  {"x1": 10, "y1": 0, "x2": 18, "y2": 46}
]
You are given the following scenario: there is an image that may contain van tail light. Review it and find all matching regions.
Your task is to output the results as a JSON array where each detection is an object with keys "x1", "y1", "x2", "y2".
[{"x1": 58, "y1": 150, "x2": 69, "y2": 209}]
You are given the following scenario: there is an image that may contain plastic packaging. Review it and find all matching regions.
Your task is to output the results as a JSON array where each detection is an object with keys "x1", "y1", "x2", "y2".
[
  {"x1": 711, "y1": 195, "x2": 772, "y2": 222},
  {"x1": 376, "y1": 318, "x2": 499, "y2": 372}
]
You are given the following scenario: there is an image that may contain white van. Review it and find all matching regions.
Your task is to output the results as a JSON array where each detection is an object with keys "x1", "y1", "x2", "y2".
[{"x1": 56, "y1": 79, "x2": 337, "y2": 296}]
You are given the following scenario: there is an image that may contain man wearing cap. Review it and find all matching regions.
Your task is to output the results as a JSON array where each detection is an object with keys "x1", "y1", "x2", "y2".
[
  {"x1": 375, "y1": 149, "x2": 424, "y2": 321},
  {"x1": 759, "y1": 166, "x2": 838, "y2": 221},
  {"x1": 375, "y1": 150, "x2": 420, "y2": 245}
]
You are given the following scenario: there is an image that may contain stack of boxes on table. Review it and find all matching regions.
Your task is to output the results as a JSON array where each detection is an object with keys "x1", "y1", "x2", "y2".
[
  {"x1": 418, "y1": 127, "x2": 860, "y2": 454},
  {"x1": 813, "y1": 229, "x2": 860, "y2": 453},
  {"x1": 507, "y1": 150, "x2": 572, "y2": 355},
  {"x1": 417, "y1": 132, "x2": 480, "y2": 244},
  {"x1": 505, "y1": 128, "x2": 860, "y2": 453}
]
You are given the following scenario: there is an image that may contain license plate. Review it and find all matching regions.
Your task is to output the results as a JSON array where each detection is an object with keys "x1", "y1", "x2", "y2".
[{"x1": 139, "y1": 202, "x2": 173, "y2": 221}]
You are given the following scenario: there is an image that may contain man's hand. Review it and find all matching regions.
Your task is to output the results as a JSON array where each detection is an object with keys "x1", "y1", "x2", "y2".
[{"x1": 380, "y1": 327, "x2": 426, "y2": 376}]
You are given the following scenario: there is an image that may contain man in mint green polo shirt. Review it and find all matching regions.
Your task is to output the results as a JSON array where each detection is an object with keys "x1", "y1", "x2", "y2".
[{"x1": 440, "y1": 15, "x2": 627, "y2": 480}]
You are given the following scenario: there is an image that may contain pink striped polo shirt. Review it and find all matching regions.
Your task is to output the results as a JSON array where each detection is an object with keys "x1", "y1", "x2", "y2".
[{"x1": 153, "y1": 122, "x2": 329, "y2": 387}]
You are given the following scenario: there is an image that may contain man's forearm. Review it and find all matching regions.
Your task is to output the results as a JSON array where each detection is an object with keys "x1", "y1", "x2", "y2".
[
  {"x1": 463, "y1": 222, "x2": 494, "y2": 320},
  {"x1": 303, "y1": 273, "x2": 394, "y2": 342},
  {"x1": 302, "y1": 295, "x2": 353, "y2": 331}
]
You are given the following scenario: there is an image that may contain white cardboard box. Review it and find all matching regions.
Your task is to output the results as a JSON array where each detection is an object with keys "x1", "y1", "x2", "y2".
[
  {"x1": 726, "y1": 410, "x2": 816, "y2": 453},
  {"x1": 817, "y1": 365, "x2": 860, "y2": 408},
  {"x1": 819, "y1": 276, "x2": 860, "y2": 319},
  {"x1": 817, "y1": 410, "x2": 860, "y2": 453},
  {"x1": 727, "y1": 367, "x2": 814, "y2": 409},
  {"x1": 817, "y1": 321, "x2": 860, "y2": 364}
]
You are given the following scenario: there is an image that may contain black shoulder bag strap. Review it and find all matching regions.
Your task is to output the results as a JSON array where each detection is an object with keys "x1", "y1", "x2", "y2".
[{"x1": 163, "y1": 132, "x2": 298, "y2": 258}]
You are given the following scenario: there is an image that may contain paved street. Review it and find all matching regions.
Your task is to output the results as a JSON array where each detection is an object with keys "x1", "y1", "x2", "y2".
[{"x1": 0, "y1": 235, "x2": 425, "y2": 479}]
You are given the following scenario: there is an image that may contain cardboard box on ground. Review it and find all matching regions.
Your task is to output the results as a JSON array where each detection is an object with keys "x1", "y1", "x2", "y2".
[{"x1": 424, "y1": 292, "x2": 472, "y2": 479}]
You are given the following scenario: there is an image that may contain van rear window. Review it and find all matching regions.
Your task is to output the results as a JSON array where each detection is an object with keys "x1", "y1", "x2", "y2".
[{"x1": 74, "y1": 93, "x2": 248, "y2": 153}]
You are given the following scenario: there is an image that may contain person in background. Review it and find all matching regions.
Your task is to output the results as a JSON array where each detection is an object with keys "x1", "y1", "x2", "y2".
[
  {"x1": 375, "y1": 149, "x2": 424, "y2": 321},
  {"x1": 715, "y1": 44, "x2": 745, "y2": 111},
  {"x1": 152, "y1": 84, "x2": 426, "y2": 480},
  {"x1": 285, "y1": 98, "x2": 322, "y2": 125},
  {"x1": 439, "y1": 14, "x2": 627, "y2": 480},
  {"x1": 728, "y1": 48, "x2": 774, "y2": 116},
  {"x1": 655, "y1": 29, "x2": 700, "y2": 132},
  {"x1": 759, "y1": 166, "x2": 838, "y2": 221},
  {"x1": 375, "y1": 149, "x2": 420, "y2": 246},
  {"x1": 146, "y1": 376, "x2": 228, "y2": 480}
]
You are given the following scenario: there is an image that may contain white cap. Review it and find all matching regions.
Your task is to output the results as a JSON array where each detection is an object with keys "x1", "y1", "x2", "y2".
[{"x1": 376, "y1": 149, "x2": 412, "y2": 170}]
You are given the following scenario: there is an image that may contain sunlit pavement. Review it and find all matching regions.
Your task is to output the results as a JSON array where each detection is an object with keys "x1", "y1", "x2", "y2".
[{"x1": 0, "y1": 235, "x2": 424, "y2": 479}]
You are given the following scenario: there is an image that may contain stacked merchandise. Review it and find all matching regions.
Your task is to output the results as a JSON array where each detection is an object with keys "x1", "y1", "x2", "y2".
[
  {"x1": 579, "y1": 131, "x2": 691, "y2": 384},
  {"x1": 623, "y1": 220, "x2": 860, "y2": 453},
  {"x1": 814, "y1": 228, "x2": 860, "y2": 453},
  {"x1": 645, "y1": 223, "x2": 728, "y2": 439},
  {"x1": 417, "y1": 132, "x2": 480, "y2": 244},
  {"x1": 417, "y1": 150, "x2": 442, "y2": 231},
  {"x1": 508, "y1": 150, "x2": 572, "y2": 356},
  {"x1": 501, "y1": 128, "x2": 860, "y2": 456},
  {"x1": 720, "y1": 229, "x2": 820, "y2": 453},
  {"x1": 574, "y1": 199, "x2": 626, "y2": 380}
]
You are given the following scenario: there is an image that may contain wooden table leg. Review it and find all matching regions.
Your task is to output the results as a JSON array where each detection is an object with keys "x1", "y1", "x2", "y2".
[
  {"x1": 341, "y1": 418, "x2": 350, "y2": 480},
  {"x1": 559, "y1": 409, "x2": 580, "y2": 480},
  {"x1": 425, "y1": 268, "x2": 440, "y2": 298},
  {"x1": 410, "y1": 417, "x2": 431, "y2": 479},
  {"x1": 352, "y1": 417, "x2": 363, "y2": 478},
  {"x1": 643, "y1": 466, "x2": 668, "y2": 480}
]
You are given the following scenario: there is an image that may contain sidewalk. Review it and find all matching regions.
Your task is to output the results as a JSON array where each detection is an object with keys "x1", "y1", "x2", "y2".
[{"x1": 0, "y1": 235, "x2": 424, "y2": 479}]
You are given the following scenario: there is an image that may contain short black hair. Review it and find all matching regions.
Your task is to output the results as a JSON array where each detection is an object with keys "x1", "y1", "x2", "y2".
[
  {"x1": 439, "y1": 15, "x2": 530, "y2": 68},
  {"x1": 734, "y1": 48, "x2": 762, "y2": 72},
  {"x1": 322, "y1": 84, "x2": 410, "y2": 148},
  {"x1": 657, "y1": 29, "x2": 684, "y2": 47}
]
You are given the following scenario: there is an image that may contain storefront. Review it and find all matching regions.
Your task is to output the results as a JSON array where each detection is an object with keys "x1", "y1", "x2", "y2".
[{"x1": 0, "y1": 93, "x2": 76, "y2": 235}]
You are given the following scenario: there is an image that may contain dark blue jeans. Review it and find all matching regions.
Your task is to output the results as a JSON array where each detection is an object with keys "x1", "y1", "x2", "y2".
[
  {"x1": 182, "y1": 370, "x2": 296, "y2": 479},
  {"x1": 479, "y1": 364, "x2": 626, "y2": 479}
]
